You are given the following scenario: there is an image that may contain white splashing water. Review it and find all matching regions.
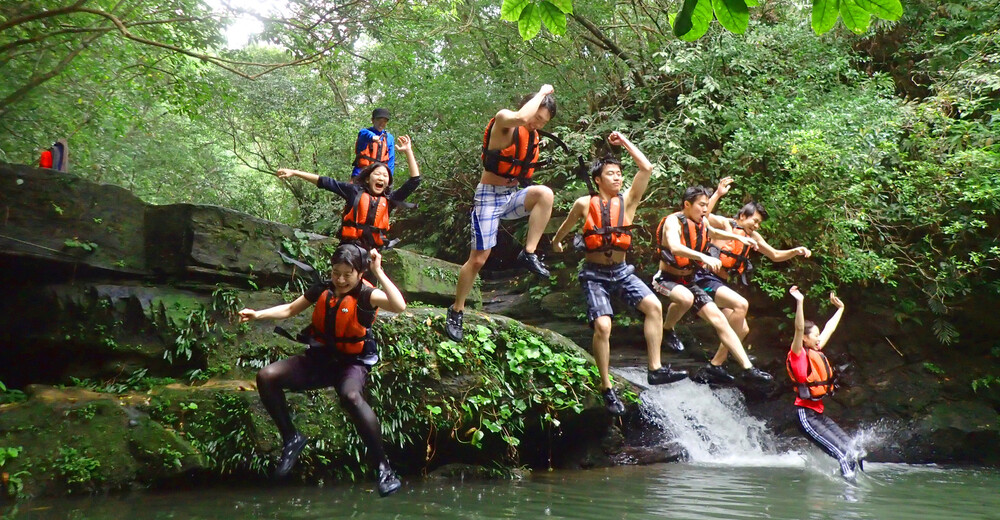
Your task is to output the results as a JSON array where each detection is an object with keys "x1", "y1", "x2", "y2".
[{"x1": 616, "y1": 368, "x2": 804, "y2": 467}]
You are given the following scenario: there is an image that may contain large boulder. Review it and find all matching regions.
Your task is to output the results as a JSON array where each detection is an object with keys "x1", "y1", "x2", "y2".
[{"x1": 380, "y1": 248, "x2": 480, "y2": 308}]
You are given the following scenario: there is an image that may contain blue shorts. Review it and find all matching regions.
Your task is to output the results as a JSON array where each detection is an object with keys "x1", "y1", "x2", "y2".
[
  {"x1": 470, "y1": 183, "x2": 531, "y2": 250},
  {"x1": 692, "y1": 270, "x2": 729, "y2": 295},
  {"x1": 578, "y1": 262, "x2": 653, "y2": 326},
  {"x1": 651, "y1": 270, "x2": 713, "y2": 314}
]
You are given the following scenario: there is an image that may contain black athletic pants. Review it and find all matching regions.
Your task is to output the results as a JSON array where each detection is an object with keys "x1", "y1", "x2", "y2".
[{"x1": 797, "y1": 407, "x2": 860, "y2": 477}]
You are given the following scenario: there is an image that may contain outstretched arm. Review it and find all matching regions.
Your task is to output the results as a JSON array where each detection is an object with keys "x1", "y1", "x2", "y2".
[
  {"x1": 396, "y1": 135, "x2": 420, "y2": 178},
  {"x1": 276, "y1": 168, "x2": 320, "y2": 185},
  {"x1": 550, "y1": 196, "x2": 589, "y2": 253},
  {"x1": 790, "y1": 286, "x2": 805, "y2": 355},
  {"x1": 609, "y1": 132, "x2": 654, "y2": 210},
  {"x1": 754, "y1": 231, "x2": 811, "y2": 262},
  {"x1": 817, "y1": 292, "x2": 845, "y2": 349},
  {"x1": 493, "y1": 84, "x2": 554, "y2": 130},
  {"x1": 239, "y1": 295, "x2": 312, "y2": 322},
  {"x1": 707, "y1": 176, "x2": 733, "y2": 214},
  {"x1": 708, "y1": 222, "x2": 759, "y2": 251},
  {"x1": 367, "y1": 249, "x2": 406, "y2": 313}
]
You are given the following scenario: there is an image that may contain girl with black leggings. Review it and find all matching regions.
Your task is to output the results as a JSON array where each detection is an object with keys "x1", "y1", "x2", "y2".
[{"x1": 239, "y1": 244, "x2": 406, "y2": 497}]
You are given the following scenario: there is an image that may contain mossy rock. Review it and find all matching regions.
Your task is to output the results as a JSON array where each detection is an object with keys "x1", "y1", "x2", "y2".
[{"x1": 381, "y1": 248, "x2": 480, "y2": 309}]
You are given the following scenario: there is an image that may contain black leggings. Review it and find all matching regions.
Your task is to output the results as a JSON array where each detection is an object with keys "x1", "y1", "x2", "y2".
[
  {"x1": 256, "y1": 354, "x2": 387, "y2": 467},
  {"x1": 797, "y1": 407, "x2": 860, "y2": 476}
]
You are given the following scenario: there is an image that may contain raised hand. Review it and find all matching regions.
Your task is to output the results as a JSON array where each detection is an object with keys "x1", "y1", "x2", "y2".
[
  {"x1": 539, "y1": 84, "x2": 554, "y2": 96},
  {"x1": 830, "y1": 292, "x2": 844, "y2": 309},
  {"x1": 369, "y1": 248, "x2": 383, "y2": 273},
  {"x1": 607, "y1": 131, "x2": 626, "y2": 147},
  {"x1": 396, "y1": 135, "x2": 412, "y2": 152},
  {"x1": 715, "y1": 176, "x2": 734, "y2": 197},
  {"x1": 789, "y1": 286, "x2": 804, "y2": 301}
]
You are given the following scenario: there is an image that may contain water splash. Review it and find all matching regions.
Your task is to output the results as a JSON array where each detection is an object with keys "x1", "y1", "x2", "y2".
[{"x1": 616, "y1": 368, "x2": 803, "y2": 467}]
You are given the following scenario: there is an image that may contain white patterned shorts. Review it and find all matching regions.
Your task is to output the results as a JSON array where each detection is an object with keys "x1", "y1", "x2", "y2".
[{"x1": 470, "y1": 183, "x2": 531, "y2": 250}]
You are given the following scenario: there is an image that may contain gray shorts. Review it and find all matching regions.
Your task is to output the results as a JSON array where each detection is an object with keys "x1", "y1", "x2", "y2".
[
  {"x1": 652, "y1": 270, "x2": 713, "y2": 314},
  {"x1": 579, "y1": 262, "x2": 653, "y2": 326}
]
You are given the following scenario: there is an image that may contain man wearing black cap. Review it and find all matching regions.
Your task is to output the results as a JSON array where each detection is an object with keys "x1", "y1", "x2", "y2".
[{"x1": 353, "y1": 108, "x2": 395, "y2": 178}]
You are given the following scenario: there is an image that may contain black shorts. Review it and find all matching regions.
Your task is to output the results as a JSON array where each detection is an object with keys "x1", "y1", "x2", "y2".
[
  {"x1": 651, "y1": 270, "x2": 713, "y2": 314},
  {"x1": 578, "y1": 262, "x2": 654, "y2": 326},
  {"x1": 691, "y1": 270, "x2": 729, "y2": 296},
  {"x1": 282, "y1": 348, "x2": 372, "y2": 391}
]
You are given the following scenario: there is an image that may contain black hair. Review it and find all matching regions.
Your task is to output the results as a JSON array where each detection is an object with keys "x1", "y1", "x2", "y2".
[
  {"x1": 589, "y1": 155, "x2": 622, "y2": 181},
  {"x1": 354, "y1": 161, "x2": 393, "y2": 191},
  {"x1": 738, "y1": 201, "x2": 769, "y2": 221},
  {"x1": 330, "y1": 243, "x2": 369, "y2": 274},
  {"x1": 803, "y1": 320, "x2": 818, "y2": 334},
  {"x1": 681, "y1": 186, "x2": 713, "y2": 205},
  {"x1": 519, "y1": 93, "x2": 557, "y2": 119}
]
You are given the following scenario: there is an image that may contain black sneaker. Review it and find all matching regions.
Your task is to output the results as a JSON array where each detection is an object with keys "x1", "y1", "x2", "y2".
[
  {"x1": 663, "y1": 330, "x2": 685, "y2": 352},
  {"x1": 445, "y1": 306, "x2": 464, "y2": 342},
  {"x1": 517, "y1": 250, "x2": 550, "y2": 278},
  {"x1": 377, "y1": 461, "x2": 402, "y2": 497},
  {"x1": 695, "y1": 363, "x2": 736, "y2": 385},
  {"x1": 741, "y1": 366, "x2": 774, "y2": 383},
  {"x1": 602, "y1": 388, "x2": 625, "y2": 416},
  {"x1": 648, "y1": 365, "x2": 688, "y2": 385},
  {"x1": 273, "y1": 432, "x2": 307, "y2": 478}
]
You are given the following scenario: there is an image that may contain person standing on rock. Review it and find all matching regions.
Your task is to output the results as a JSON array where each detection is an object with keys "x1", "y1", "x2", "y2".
[
  {"x1": 353, "y1": 108, "x2": 395, "y2": 178},
  {"x1": 277, "y1": 135, "x2": 421, "y2": 251},
  {"x1": 549, "y1": 132, "x2": 688, "y2": 415},
  {"x1": 693, "y1": 177, "x2": 812, "y2": 372},
  {"x1": 445, "y1": 85, "x2": 557, "y2": 342},
  {"x1": 787, "y1": 285, "x2": 863, "y2": 481},
  {"x1": 238, "y1": 244, "x2": 406, "y2": 497},
  {"x1": 652, "y1": 186, "x2": 774, "y2": 385}
]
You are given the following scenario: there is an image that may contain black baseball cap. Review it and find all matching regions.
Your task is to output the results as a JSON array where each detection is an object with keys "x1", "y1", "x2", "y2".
[{"x1": 371, "y1": 108, "x2": 390, "y2": 120}]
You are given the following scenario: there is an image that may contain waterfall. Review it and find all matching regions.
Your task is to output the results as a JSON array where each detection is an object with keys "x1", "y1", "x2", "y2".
[{"x1": 616, "y1": 368, "x2": 804, "y2": 467}]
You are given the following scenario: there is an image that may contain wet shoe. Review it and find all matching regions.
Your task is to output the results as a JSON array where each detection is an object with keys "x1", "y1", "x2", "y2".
[
  {"x1": 662, "y1": 330, "x2": 685, "y2": 352},
  {"x1": 602, "y1": 388, "x2": 625, "y2": 416},
  {"x1": 694, "y1": 363, "x2": 736, "y2": 385},
  {"x1": 740, "y1": 366, "x2": 774, "y2": 383},
  {"x1": 273, "y1": 432, "x2": 307, "y2": 478},
  {"x1": 377, "y1": 461, "x2": 402, "y2": 497},
  {"x1": 647, "y1": 365, "x2": 688, "y2": 385},
  {"x1": 445, "y1": 306, "x2": 464, "y2": 342},
  {"x1": 517, "y1": 250, "x2": 550, "y2": 278}
]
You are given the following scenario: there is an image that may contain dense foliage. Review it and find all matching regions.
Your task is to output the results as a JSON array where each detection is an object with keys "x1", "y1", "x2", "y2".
[{"x1": 2, "y1": 0, "x2": 998, "y2": 342}]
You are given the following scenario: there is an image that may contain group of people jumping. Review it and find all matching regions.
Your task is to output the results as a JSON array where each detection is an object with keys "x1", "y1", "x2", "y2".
[{"x1": 235, "y1": 85, "x2": 863, "y2": 498}]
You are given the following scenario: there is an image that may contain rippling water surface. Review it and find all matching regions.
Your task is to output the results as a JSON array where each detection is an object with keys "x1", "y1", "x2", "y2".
[{"x1": 4, "y1": 463, "x2": 999, "y2": 520}]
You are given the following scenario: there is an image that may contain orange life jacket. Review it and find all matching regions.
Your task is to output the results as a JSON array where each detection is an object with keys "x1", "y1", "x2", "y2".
[
  {"x1": 582, "y1": 194, "x2": 632, "y2": 253},
  {"x1": 340, "y1": 191, "x2": 390, "y2": 249},
  {"x1": 309, "y1": 280, "x2": 378, "y2": 355},
  {"x1": 481, "y1": 118, "x2": 544, "y2": 180},
  {"x1": 656, "y1": 213, "x2": 709, "y2": 269},
  {"x1": 717, "y1": 219, "x2": 753, "y2": 275},
  {"x1": 354, "y1": 132, "x2": 390, "y2": 171},
  {"x1": 39, "y1": 150, "x2": 53, "y2": 168},
  {"x1": 786, "y1": 348, "x2": 834, "y2": 401}
]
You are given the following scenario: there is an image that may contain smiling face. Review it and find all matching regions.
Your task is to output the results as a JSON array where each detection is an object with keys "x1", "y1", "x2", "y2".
[
  {"x1": 803, "y1": 325, "x2": 821, "y2": 349},
  {"x1": 330, "y1": 262, "x2": 362, "y2": 296},
  {"x1": 372, "y1": 117, "x2": 389, "y2": 132},
  {"x1": 366, "y1": 165, "x2": 391, "y2": 195},
  {"x1": 525, "y1": 107, "x2": 551, "y2": 132},
  {"x1": 736, "y1": 211, "x2": 765, "y2": 233},
  {"x1": 595, "y1": 163, "x2": 624, "y2": 197}
]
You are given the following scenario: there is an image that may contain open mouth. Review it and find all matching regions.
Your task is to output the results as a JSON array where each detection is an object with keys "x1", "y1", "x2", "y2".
[{"x1": 374, "y1": 181, "x2": 386, "y2": 191}]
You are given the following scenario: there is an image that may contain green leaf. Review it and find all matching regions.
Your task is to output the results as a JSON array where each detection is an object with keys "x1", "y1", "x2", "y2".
[
  {"x1": 674, "y1": 0, "x2": 714, "y2": 41},
  {"x1": 546, "y1": 0, "x2": 574, "y2": 14},
  {"x1": 518, "y1": 3, "x2": 542, "y2": 40},
  {"x1": 673, "y1": 0, "x2": 699, "y2": 37},
  {"x1": 811, "y1": 0, "x2": 839, "y2": 34},
  {"x1": 854, "y1": 0, "x2": 902, "y2": 21},
  {"x1": 539, "y1": 1, "x2": 568, "y2": 36},
  {"x1": 839, "y1": 0, "x2": 871, "y2": 34},
  {"x1": 501, "y1": 0, "x2": 532, "y2": 22},
  {"x1": 712, "y1": 0, "x2": 749, "y2": 34},
  {"x1": 744, "y1": 0, "x2": 758, "y2": 5}
]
